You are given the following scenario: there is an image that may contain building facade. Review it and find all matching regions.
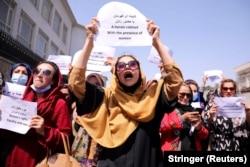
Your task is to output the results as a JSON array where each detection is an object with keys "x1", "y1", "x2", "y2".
[
  {"x1": 0, "y1": 0, "x2": 86, "y2": 81},
  {"x1": 234, "y1": 62, "x2": 250, "y2": 105}
]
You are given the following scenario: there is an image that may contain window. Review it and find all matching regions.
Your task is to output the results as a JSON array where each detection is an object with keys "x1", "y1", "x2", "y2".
[
  {"x1": 0, "y1": 0, "x2": 15, "y2": 33},
  {"x1": 17, "y1": 12, "x2": 35, "y2": 49},
  {"x1": 37, "y1": 30, "x2": 48, "y2": 58},
  {"x1": 50, "y1": 42, "x2": 58, "y2": 55},
  {"x1": 30, "y1": 0, "x2": 39, "y2": 9},
  {"x1": 41, "y1": 0, "x2": 52, "y2": 23},
  {"x1": 52, "y1": 11, "x2": 61, "y2": 35},
  {"x1": 62, "y1": 24, "x2": 68, "y2": 44}
]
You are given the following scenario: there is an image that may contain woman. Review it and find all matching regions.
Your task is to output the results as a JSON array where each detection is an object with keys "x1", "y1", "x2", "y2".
[
  {"x1": 9, "y1": 63, "x2": 32, "y2": 86},
  {"x1": 68, "y1": 18, "x2": 183, "y2": 167},
  {"x1": 160, "y1": 83, "x2": 209, "y2": 151},
  {"x1": 203, "y1": 78, "x2": 250, "y2": 151},
  {"x1": 72, "y1": 72, "x2": 105, "y2": 167},
  {"x1": 185, "y1": 78, "x2": 206, "y2": 109},
  {"x1": 1, "y1": 61, "x2": 72, "y2": 166}
]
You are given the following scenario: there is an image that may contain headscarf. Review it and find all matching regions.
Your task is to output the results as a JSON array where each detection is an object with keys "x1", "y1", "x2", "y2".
[
  {"x1": 9, "y1": 63, "x2": 32, "y2": 81},
  {"x1": 22, "y1": 61, "x2": 65, "y2": 117},
  {"x1": 86, "y1": 73, "x2": 105, "y2": 86},
  {"x1": 76, "y1": 56, "x2": 166, "y2": 148}
]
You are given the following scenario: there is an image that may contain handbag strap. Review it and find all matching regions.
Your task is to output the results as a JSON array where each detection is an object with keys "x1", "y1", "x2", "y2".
[
  {"x1": 61, "y1": 132, "x2": 70, "y2": 155},
  {"x1": 36, "y1": 133, "x2": 71, "y2": 167},
  {"x1": 61, "y1": 133, "x2": 73, "y2": 167}
]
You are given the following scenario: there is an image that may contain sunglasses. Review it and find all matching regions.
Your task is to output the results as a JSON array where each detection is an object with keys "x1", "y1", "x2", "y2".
[
  {"x1": 116, "y1": 60, "x2": 138, "y2": 71},
  {"x1": 222, "y1": 87, "x2": 235, "y2": 91},
  {"x1": 178, "y1": 92, "x2": 191, "y2": 98},
  {"x1": 33, "y1": 68, "x2": 52, "y2": 77}
]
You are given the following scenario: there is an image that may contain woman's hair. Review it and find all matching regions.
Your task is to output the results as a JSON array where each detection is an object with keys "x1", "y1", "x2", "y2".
[
  {"x1": 220, "y1": 78, "x2": 236, "y2": 89},
  {"x1": 87, "y1": 73, "x2": 105, "y2": 86},
  {"x1": 180, "y1": 82, "x2": 193, "y2": 104},
  {"x1": 219, "y1": 78, "x2": 237, "y2": 96},
  {"x1": 184, "y1": 79, "x2": 199, "y2": 90}
]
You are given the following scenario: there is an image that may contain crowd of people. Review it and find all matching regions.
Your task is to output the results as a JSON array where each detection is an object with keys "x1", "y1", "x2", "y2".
[{"x1": 0, "y1": 17, "x2": 250, "y2": 167}]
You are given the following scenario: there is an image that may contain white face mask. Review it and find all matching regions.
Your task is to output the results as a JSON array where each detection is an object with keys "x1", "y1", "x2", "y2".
[
  {"x1": 11, "y1": 74, "x2": 28, "y2": 86},
  {"x1": 192, "y1": 92, "x2": 198, "y2": 101},
  {"x1": 30, "y1": 84, "x2": 51, "y2": 93}
]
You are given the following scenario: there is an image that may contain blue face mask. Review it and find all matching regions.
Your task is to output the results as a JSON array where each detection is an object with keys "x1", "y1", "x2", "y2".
[
  {"x1": 30, "y1": 84, "x2": 51, "y2": 93},
  {"x1": 192, "y1": 92, "x2": 198, "y2": 101},
  {"x1": 11, "y1": 74, "x2": 28, "y2": 86}
]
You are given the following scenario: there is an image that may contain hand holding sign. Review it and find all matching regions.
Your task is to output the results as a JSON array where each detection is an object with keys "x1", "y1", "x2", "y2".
[
  {"x1": 204, "y1": 70, "x2": 223, "y2": 84},
  {"x1": 72, "y1": 45, "x2": 115, "y2": 72},
  {"x1": 95, "y1": 1, "x2": 152, "y2": 46},
  {"x1": 213, "y1": 96, "x2": 246, "y2": 118},
  {"x1": 0, "y1": 95, "x2": 37, "y2": 134}
]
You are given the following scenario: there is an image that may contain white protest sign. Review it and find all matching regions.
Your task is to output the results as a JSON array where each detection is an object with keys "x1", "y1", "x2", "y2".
[
  {"x1": 154, "y1": 73, "x2": 161, "y2": 80},
  {"x1": 213, "y1": 97, "x2": 246, "y2": 118},
  {"x1": 47, "y1": 55, "x2": 72, "y2": 75},
  {"x1": 72, "y1": 45, "x2": 115, "y2": 72},
  {"x1": 0, "y1": 95, "x2": 37, "y2": 134},
  {"x1": 148, "y1": 45, "x2": 173, "y2": 64},
  {"x1": 2, "y1": 82, "x2": 26, "y2": 99},
  {"x1": 88, "y1": 45, "x2": 115, "y2": 72},
  {"x1": 191, "y1": 102, "x2": 205, "y2": 109},
  {"x1": 204, "y1": 70, "x2": 223, "y2": 84},
  {"x1": 95, "y1": 1, "x2": 151, "y2": 46}
]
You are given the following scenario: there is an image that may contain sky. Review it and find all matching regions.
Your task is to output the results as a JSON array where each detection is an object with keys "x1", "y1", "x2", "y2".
[{"x1": 67, "y1": 0, "x2": 250, "y2": 86}]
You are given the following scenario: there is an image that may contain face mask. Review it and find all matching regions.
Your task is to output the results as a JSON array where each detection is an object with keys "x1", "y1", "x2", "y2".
[
  {"x1": 192, "y1": 92, "x2": 198, "y2": 101},
  {"x1": 30, "y1": 84, "x2": 51, "y2": 93},
  {"x1": 11, "y1": 74, "x2": 28, "y2": 86}
]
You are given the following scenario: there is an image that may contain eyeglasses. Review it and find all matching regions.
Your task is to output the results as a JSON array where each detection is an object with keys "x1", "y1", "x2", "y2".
[
  {"x1": 33, "y1": 68, "x2": 52, "y2": 77},
  {"x1": 116, "y1": 60, "x2": 138, "y2": 71},
  {"x1": 178, "y1": 92, "x2": 191, "y2": 98},
  {"x1": 222, "y1": 87, "x2": 235, "y2": 91}
]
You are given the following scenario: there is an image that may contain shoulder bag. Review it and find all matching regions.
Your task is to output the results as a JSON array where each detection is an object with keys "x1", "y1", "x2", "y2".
[{"x1": 36, "y1": 133, "x2": 81, "y2": 167}]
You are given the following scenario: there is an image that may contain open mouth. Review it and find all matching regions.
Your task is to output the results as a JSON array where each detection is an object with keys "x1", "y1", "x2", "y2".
[{"x1": 124, "y1": 71, "x2": 133, "y2": 80}]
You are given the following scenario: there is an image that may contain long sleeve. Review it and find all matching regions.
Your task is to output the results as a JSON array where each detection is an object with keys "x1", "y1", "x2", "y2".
[
  {"x1": 162, "y1": 62, "x2": 183, "y2": 101},
  {"x1": 68, "y1": 67, "x2": 87, "y2": 102}
]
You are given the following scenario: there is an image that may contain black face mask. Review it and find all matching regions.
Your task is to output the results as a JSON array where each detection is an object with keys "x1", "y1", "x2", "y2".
[{"x1": 119, "y1": 78, "x2": 142, "y2": 94}]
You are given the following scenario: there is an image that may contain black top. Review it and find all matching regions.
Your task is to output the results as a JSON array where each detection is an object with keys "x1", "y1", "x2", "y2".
[{"x1": 76, "y1": 82, "x2": 177, "y2": 167}]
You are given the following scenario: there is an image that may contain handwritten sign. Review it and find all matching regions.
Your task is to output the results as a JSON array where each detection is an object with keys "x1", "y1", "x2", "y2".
[
  {"x1": 95, "y1": 1, "x2": 151, "y2": 46},
  {"x1": 148, "y1": 45, "x2": 173, "y2": 64},
  {"x1": 204, "y1": 70, "x2": 223, "y2": 84},
  {"x1": 2, "y1": 82, "x2": 26, "y2": 99},
  {"x1": 214, "y1": 97, "x2": 246, "y2": 118},
  {"x1": 88, "y1": 45, "x2": 115, "y2": 72},
  {"x1": 72, "y1": 45, "x2": 115, "y2": 72},
  {"x1": 0, "y1": 95, "x2": 37, "y2": 134},
  {"x1": 47, "y1": 55, "x2": 72, "y2": 75}
]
